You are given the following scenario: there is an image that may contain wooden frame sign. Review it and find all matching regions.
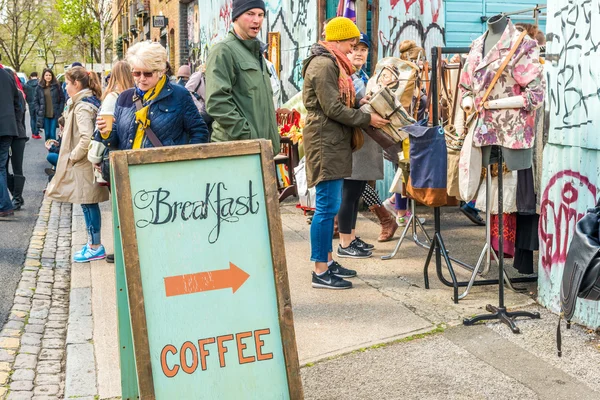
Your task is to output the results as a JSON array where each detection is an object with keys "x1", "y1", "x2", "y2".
[
  {"x1": 111, "y1": 140, "x2": 303, "y2": 399},
  {"x1": 267, "y1": 32, "x2": 281, "y2": 77}
]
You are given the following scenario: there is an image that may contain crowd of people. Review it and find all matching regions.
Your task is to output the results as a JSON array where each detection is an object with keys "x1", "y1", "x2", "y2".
[{"x1": 1, "y1": 0, "x2": 538, "y2": 289}]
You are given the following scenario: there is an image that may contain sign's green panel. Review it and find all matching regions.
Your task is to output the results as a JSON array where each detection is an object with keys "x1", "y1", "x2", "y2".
[{"x1": 127, "y1": 154, "x2": 290, "y2": 399}]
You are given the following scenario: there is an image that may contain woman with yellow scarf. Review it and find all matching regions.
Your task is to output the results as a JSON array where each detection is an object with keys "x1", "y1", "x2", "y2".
[{"x1": 96, "y1": 41, "x2": 209, "y2": 150}]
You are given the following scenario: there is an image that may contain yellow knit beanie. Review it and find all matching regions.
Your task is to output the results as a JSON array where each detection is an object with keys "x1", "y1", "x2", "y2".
[{"x1": 325, "y1": 17, "x2": 361, "y2": 42}]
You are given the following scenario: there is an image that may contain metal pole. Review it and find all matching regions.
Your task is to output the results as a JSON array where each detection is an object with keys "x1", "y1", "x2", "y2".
[{"x1": 497, "y1": 151, "x2": 505, "y2": 308}]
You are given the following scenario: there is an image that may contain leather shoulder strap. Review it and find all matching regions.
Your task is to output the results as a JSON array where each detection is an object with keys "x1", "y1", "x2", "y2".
[
  {"x1": 449, "y1": 59, "x2": 464, "y2": 126},
  {"x1": 134, "y1": 97, "x2": 163, "y2": 148},
  {"x1": 480, "y1": 30, "x2": 527, "y2": 107}
]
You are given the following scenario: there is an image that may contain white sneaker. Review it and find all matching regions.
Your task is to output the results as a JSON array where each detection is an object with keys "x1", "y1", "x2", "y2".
[{"x1": 382, "y1": 199, "x2": 396, "y2": 216}]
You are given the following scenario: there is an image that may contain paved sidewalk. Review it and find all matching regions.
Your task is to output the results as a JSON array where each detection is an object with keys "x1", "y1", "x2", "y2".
[
  {"x1": 60, "y1": 199, "x2": 538, "y2": 398},
  {"x1": 64, "y1": 202, "x2": 120, "y2": 400},
  {"x1": 0, "y1": 199, "x2": 72, "y2": 400},
  {"x1": 6, "y1": 197, "x2": 599, "y2": 399}
]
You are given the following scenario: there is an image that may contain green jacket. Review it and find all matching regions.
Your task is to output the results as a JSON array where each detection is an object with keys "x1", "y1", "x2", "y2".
[
  {"x1": 302, "y1": 44, "x2": 371, "y2": 188},
  {"x1": 205, "y1": 31, "x2": 279, "y2": 151}
]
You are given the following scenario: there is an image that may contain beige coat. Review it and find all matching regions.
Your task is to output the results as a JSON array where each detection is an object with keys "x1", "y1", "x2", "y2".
[{"x1": 46, "y1": 89, "x2": 109, "y2": 204}]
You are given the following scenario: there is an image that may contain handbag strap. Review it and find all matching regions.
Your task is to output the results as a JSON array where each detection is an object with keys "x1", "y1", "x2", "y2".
[
  {"x1": 479, "y1": 30, "x2": 527, "y2": 110},
  {"x1": 449, "y1": 59, "x2": 464, "y2": 126},
  {"x1": 133, "y1": 96, "x2": 163, "y2": 148}
]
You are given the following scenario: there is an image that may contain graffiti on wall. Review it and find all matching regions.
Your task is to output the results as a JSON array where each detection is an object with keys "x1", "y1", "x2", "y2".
[
  {"x1": 198, "y1": 0, "x2": 233, "y2": 68},
  {"x1": 263, "y1": 0, "x2": 316, "y2": 102},
  {"x1": 546, "y1": 0, "x2": 600, "y2": 147},
  {"x1": 187, "y1": 2, "x2": 202, "y2": 71},
  {"x1": 539, "y1": 170, "x2": 596, "y2": 272},
  {"x1": 197, "y1": 0, "x2": 445, "y2": 100},
  {"x1": 537, "y1": 0, "x2": 600, "y2": 328},
  {"x1": 379, "y1": 0, "x2": 444, "y2": 61},
  {"x1": 199, "y1": 0, "x2": 316, "y2": 103}
]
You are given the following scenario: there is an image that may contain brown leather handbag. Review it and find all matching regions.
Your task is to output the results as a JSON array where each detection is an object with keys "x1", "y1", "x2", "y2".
[{"x1": 351, "y1": 128, "x2": 364, "y2": 152}]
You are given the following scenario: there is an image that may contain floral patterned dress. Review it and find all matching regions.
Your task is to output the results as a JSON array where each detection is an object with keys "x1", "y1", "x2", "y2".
[{"x1": 460, "y1": 20, "x2": 546, "y2": 149}]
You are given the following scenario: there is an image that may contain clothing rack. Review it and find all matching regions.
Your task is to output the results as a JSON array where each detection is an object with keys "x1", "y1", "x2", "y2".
[
  {"x1": 381, "y1": 199, "x2": 431, "y2": 260},
  {"x1": 422, "y1": 46, "x2": 537, "y2": 304},
  {"x1": 481, "y1": 5, "x2": 547, "y2": 25},
  {"x1": 381, "y1": 197, "x2": 495, "y2": 282},
  {"x1": 463, "y1": 148, "x2": 541, "y2": 332}
]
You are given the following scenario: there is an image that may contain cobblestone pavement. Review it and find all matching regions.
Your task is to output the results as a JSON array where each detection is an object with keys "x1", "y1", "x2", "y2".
[{"x1": 0, "y1": 199, "x2": 72, "y2": 400}]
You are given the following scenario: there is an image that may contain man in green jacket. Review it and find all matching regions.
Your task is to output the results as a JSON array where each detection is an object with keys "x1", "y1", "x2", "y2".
[{"x1": 205, "y1": 0, "x2": 280, "y2": 151}]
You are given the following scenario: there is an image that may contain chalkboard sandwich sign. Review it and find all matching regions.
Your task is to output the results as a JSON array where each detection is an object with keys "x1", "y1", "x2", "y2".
[{"x1": 111, "y1": 139, "x2": 303, "y2": 399}]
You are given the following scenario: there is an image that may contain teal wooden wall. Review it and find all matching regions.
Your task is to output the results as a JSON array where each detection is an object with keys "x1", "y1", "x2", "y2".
[
  {"x1": 537, "y1": 0, "x2": 600, "y2": 328},
  {"x1": 445, "y1": 0, "x2": 547, "y2": 47},
  {"x1": 326, "y1": 0, "x2": 337, "y2": 19}
]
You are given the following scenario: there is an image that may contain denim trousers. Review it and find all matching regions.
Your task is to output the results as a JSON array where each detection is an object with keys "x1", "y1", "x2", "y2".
[
  {"x1": 81, "y1": 204, "x2": 102, "y2": 245},
  {"x1": 44, "y1": 117, "x2": 58, "y2": 141},
  {"x1": 310, "y1": 179, "x2": 343, "y2": 262},
  {"x1": 0, "y1": 137, "x2": 13, "y2": 212},
  {"x1": 47, "y1": 153, "x2": 58, "y2": 167}
]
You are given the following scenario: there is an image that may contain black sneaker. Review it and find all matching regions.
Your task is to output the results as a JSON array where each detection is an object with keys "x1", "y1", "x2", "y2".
[
  {"x1": 312, "y1": 270, "x2": 352, "y2": 290},
  {"x1": 460, "y1": 203, "x2": 485, "y2": 226},
  {"x1": 336, "y1": 242, "x2": 372, "y2": 259},
  {"x1": 328, "y1": 260, "x2": 357, "y2": 278},
  {"x1": 354, "y1": 237, "x2": 374, "y2": 250}
]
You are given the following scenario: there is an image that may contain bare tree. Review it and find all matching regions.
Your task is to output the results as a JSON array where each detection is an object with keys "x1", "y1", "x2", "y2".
[
  {"x1": 36, "y1": 5, "x2": 65, "y2": 68},
  {"x1": 85, "y1": 0, "x2": 113, "y2": 71},
  {"x1": 0, "y1": 0, "x2": 45, "y2": 71}
]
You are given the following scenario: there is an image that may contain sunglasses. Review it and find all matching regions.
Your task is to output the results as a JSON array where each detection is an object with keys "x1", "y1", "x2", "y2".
[{"x1": 132, "y1": 70, "x2": 156, "y2": 78}]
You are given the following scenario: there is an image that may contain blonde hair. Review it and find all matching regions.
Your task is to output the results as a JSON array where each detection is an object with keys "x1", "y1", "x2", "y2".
[
  {"x1": 126, "y1": 41, "x2": 168, "y2": 72},
  {"x1": 103, "y1": 61, "x2": 135, "y2": 100}
]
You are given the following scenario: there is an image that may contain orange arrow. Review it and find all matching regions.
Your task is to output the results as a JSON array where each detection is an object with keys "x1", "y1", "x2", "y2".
[{"x1": 164, "y1": 262, "x2": 250, "y2": 297}]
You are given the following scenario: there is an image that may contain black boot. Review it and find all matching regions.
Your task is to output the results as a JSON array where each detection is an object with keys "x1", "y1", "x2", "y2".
[{"x1": 11, "y1": 175, "x2": 25, "y2": 210}]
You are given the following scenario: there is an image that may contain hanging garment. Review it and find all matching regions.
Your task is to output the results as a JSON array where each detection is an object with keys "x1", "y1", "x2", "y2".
[
  {"x1": 517, "y1": 167, "x2": 536, "y2": 214},
  {"x1": 491, "y1": 213, "x2": 516, "y2": 258},
  {"x1": 475, "y1": 170, "x2": 518, "y2": 214},
  {"x1": 460, "y1": 20, "x2": 545, "y2": 150},
  {"x1": 514, "y1": 213, "x2": 539, "y2": 275}
]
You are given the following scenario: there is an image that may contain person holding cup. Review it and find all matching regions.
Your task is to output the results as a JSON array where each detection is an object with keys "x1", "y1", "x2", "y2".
[
  {"x1": 90, "y1": 61, "x2": 135, "y2": 187},
  {"x1": 96, "y1": 41, "x2": 209, "y2": 150}
]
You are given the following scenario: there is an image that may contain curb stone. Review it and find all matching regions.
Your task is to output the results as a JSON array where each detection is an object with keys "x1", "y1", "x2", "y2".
[
  {"x1": 0, "y1": 199, "x2": 71, "y2": 400},
  {"x1": 63, "y1": 206, "x2": 99, "y2": 399}
]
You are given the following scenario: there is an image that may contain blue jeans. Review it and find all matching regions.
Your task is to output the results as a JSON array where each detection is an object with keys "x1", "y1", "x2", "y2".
[
  {"x1": 81, "y1": 204, "x2": 101, "y2": 245},
  {"x1": 310, "y1": 179, "x2": 343, "y2": 262},
  {"x1": 44, "y1": 117, "x2": 58, "y2": 141},
  {"x1": 0, "y1": 137, "x2": 13, "y2": 212},
  {"x1": 47, "y1": 153, "x2": 58, "y2": 167}
]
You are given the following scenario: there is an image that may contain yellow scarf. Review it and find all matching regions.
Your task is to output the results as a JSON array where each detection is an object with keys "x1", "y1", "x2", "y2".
[{"x1": 133, "y1": 75, "x2": 167, "y2": 149}]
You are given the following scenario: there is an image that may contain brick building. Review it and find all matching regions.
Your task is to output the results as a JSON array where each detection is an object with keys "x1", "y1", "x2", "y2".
[{"x1": 112, "y1": 0, "x2": 194, "y2": 71}]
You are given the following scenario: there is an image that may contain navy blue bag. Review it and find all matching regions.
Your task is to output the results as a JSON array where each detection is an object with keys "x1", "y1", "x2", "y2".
[{"x1": 404, "y1": 121, "x2": 448, "y2": 208}]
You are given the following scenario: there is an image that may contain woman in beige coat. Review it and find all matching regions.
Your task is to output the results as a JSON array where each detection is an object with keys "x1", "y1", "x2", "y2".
[{"x1": 46, "y1": 67, "x2": 109, "y2": 262}]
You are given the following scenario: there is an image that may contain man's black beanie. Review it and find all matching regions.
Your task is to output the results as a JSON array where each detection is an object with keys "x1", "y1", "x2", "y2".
[{"x1": 232, "y1": 0, "x2": 266, "y2": 21}]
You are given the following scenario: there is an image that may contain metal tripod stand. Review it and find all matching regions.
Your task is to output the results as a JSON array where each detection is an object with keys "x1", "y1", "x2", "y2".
[{"x1": 463, "y1": 150, "x2": 541, "y2": 333}]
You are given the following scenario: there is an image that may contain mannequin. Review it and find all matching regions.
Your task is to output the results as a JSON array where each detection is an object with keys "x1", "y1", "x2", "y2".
[
  {"x1": 484, "y1": 14, "x2": 508, "y2": 54},
  {"x1": 461, "y1": 13, "x2": 543, "y2": 171}
]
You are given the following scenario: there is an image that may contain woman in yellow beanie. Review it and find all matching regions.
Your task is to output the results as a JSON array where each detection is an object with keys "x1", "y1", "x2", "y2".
[{"x1": 302, "y1": 16, "x2": 389, "y2": 290}]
